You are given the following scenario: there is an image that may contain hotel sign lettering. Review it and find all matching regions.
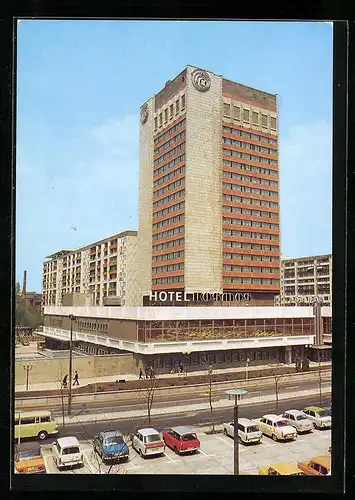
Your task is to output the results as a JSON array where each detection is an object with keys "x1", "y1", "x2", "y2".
[{"x1": 149, "y1": 291, "x2": 252, "y2": 303}]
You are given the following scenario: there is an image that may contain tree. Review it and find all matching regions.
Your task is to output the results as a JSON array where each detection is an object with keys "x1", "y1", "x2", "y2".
[
  {"x1": 136, "y1": 366, "x2": 159, "y2": 426},
  {"x1": 268, "y1": 363, "x2": 285, "y2": 414},
  {"x1": 317, "y1": 352, "x2": 323, "y2": 407},
  {"x1": 201, "y1": 352, "x2": 217, "y2": 434}
]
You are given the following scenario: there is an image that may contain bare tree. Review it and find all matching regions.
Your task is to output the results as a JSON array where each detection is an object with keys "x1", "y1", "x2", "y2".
[
  {"x1": 317, "y1": 352, "x2": 323, "y2": 407},
  {"x1": 201, "y1": 353, "x2": 217, "y2": 433},
  {"x1": 135, "y1": 366, "x2": 159, "y2": 426},
  {"x1": 268, "y1": 363, "x2": 285, "y2": 414}
]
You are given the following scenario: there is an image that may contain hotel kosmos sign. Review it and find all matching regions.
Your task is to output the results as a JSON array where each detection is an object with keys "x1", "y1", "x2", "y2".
[
  {"x1": 191, "y1": 69, "x2": 211, "y2": 92},
  {"x1": 140, "y1": 103, "x2": 149, "y2": 124}
]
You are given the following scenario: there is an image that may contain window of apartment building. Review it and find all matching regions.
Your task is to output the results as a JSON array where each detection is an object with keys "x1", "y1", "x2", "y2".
[
  {"x1": 164, "y1": 109, "x2": 168, "y2": 123},
  {"x1": 252, "y1": 111, "x2": 259, "y2": 124},
  {"x1": 175, "y1": 100, "x2": 180, "y2": 115},
  {"x1": 242, "y1": 109, "x2": 250, "y2": 122},
  {"x1": 223, "y1": 103, "x2": 231, "y2": 117},
  {"x1": 154, "y1": 117, "x2": 158, "y2": 130},
  {"x1": 181, "y1": 94, "x2": 186, "y2": 109},
  {"x1": 233, "y1": 106, "x2": 240, "y2": 120},
  {"x1": 159, "y1": 113, "x2": 163, "y2": 126},
  {"x1": 170, "y1": 104, "x2": 174, "y2": 118},
  {"x1": 270, "y1": 117, "x2": 277, "y2": 129},
  {"x1": 261, "y1": 114, "x2": 268, "y2": 127}
]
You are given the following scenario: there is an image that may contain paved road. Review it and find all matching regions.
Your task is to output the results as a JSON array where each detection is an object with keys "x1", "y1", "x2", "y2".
[{"x1": 15, "y1": 392, "x2": 331, "y2": 454}]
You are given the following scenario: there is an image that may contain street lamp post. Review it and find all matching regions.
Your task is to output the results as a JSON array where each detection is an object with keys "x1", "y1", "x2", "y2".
[
  {"x1": 23, "y1": 363, "x2": 33, "y2": 391},
  {"x1": 68, "y1": 314, "x2": 75, "y2": 416},
  {"x1": 225, "y1": 389, "x2": 247, "y2": 475}
]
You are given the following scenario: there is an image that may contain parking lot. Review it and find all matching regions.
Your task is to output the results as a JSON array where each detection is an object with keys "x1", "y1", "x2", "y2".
[{"x1": 40, "y1": 426, "x2": 331, "y2": 475}]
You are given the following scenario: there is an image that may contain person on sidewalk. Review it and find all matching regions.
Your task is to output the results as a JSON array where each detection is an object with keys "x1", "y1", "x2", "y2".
[
  {"x1": 208, "y1": 363, "x2": 213, "y2": 375},
  {"x1": 139, "y1": 368, "x2": 144, "y2": 380},
  {"x1": 73, "y1": 370, "x2": 79, "y2": 386},
  {"x1": 62, "y1": 374, "x2": 68, "y2": 389},
  {"x1": 179, "y1": 362, "x2": 184, "y2": 375},
  {"x1": 144, "y1": 366, "x2": 149, "y2": 379}
]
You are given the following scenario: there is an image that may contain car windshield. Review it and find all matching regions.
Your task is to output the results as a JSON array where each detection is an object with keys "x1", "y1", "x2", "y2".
[
  {"x1": 317, "y1": 410, "x2": 328, "y2": 418},
  {"x1": 275, "y1": 420, "x2": 289, "y2": 427},
  {"x1": 63, "y1": 446, "x2": 80, "y2": 454},
  {"x1": 296, "y1": 415, "x2": 307, "y2": 421},
  {"x1": 182, "y1": 433, "x2": 197, "y2": 441},
  {"x1": 105, "y1": 436, "x2": 124, "y2": 445},
  {"x1": 16, "y1": 450, "x2": 40, "y2": 461},
  {"x1": 146, "y1": 434, "x2": 161, "y2": 443},
  {"x1": 247, "y1": 426, "x2": 260, "y2": 433}
]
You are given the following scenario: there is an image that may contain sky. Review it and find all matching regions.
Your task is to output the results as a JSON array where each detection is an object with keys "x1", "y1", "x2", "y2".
[{"x1": 16, "y1": 20, "x2": 333, "y2": 292}]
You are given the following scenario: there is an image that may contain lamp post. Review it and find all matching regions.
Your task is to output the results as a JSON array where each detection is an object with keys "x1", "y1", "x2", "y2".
[
  {"x1": 225, "y1": 389, "x2": 248, "y2": 475},
  {"x1": 23, "y1": 362, "x2": 33, "y2": 391},
  {"x1": 68, "y1": 314, "x2": 76, "y2": 416}
]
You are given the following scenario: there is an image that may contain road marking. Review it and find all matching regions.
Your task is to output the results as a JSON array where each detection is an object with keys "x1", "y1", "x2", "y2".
[
  {"x1": 82, "y1": 450, "x2": 97, "y2": 473},
  {"x1": 216, "y1": 436, "x2": 234, "y2": 448},
  {"x1": 288, "y1": 385, "x2": 300, "y2": 389},
  {"x1": 199, "y1": 448, "x2": 215, "y2": 458}
]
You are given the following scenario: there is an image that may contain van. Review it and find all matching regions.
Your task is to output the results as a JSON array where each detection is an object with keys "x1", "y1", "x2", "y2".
[
  {"x1": 52, "y1": 436, "x2": 84, "y2": 469},
  {"x1": 14, "y1": 410, "x2": 58, "y2": 441},
  {"x1": 223, "y1": 418, "x2": 262, "y2": 444}
]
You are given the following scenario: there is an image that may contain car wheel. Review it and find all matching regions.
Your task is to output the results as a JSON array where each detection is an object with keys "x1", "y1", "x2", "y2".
[
  {"x1": 313, "y1": 422, "x2": 318, "y2": 429},
  {"x1": 174, "y1": 446, "x2": 179, "y2": 455},
  {"x1": 272, "y1": 434, "x2": 278, "y2": 442},
  {"x1": 38, "y1": 430, "x2": 48, "y2": 440},
  {"x1": 223, "y1": 428, "x2": 228, "y2": 436},
  {"x1": 238, "y1": 436, "x2": 242, "y2": 444},
  {"x1": 139, "y1": 449, "x2": 144, "y2": 458}
]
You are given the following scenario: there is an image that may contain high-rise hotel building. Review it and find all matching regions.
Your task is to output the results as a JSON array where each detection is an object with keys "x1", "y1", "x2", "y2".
[{"x1": 137, "y1": 66, "x2": 280, "y2": 305}]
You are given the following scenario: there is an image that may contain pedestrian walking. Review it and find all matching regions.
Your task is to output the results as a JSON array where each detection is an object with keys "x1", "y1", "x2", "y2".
[
  {"x1": 139, "y1": 368, "x2": 143, "y2": 380},
  {"x1": 208, "y1": 363, "x2": 213, "y2": 375},
  {"x1": 62, "y1": 374, "x2": 68, "y2": 389},
  {"x1": 150, "y1": 368, "x2": 155, "y2": 379},
  {"x1": 73, "y1": 370, "x2": 79, "y2": 386},
  {"x1": 144, "y1": 365, "x2": 149, "y2": 379},
  {"x1": 179, "y1": 362, "x2": 184, "y2": 375}
]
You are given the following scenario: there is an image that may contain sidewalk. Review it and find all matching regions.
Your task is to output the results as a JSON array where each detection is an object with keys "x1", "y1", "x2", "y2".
[{"x1": 15, "y1": 361, "x2": 331, "y2": 393}]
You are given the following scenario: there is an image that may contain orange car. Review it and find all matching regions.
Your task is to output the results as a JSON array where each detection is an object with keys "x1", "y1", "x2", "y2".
[
  {"x1": 15, "y1": 449, "x2": 46, "y2": 474},
  {"x1": 297, "y1": 456, "x2": 331, "y2": 476}
]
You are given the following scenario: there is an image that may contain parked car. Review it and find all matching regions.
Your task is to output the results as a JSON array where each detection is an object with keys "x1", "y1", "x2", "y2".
[
  {"x1": 132, "y1": 428, "x2": 165, "y2": 458},
  {"x1": 52, "y1": 436, "x2": 84, "y2": 469},
  {"x1": 302, "y1": 407, "x2": 331, "y2": 429},
  {"x1": 223, "y1": 418, "x2": 262, "y2": 445},
  {"x1": 254, "y1": 414, "x2": 297, "y2": 442},
  {"x1": 162, "y1": 426, "x2": 200, "y2": 454},
  {"x1": 281, "y1": 409, "x2": 313, "y2": 434},
  {"x1": 14, "y1": 448, "x2": 46, "y2": 474},
  {"x1": 297, "y1": 456, "x2": 331, "y2": 476},
  {"x1": 93, "y1": 430, "x2": 129, "y2": 463},
  {"x1": 259, "y1": 462, "x2": 306, "y2": 476}
]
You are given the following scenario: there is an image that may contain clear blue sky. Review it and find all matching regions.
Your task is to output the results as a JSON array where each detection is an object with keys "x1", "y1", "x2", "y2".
[{"x1": 16, "y1": 20, "x2": 333, "y2": 292}]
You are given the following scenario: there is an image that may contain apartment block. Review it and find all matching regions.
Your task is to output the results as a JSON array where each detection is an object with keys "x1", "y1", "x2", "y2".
[
  {"x1": 275, "y1": 254, "x2": 332, "y2": 306},
  {"x1": 137, "y1": 66, "x2": 280, "y2": 306},
  {"x1": 42, "y1": 231, "x2": 138, "y2": 307}
]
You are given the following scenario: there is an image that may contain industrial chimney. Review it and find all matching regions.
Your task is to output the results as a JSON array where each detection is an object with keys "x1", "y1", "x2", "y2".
[{"x1": 23, "y1": 270, "x2": 27, "y2": 298}]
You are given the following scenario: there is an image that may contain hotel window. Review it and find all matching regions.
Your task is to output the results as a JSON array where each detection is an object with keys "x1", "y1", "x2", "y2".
[
  {"x1": 233, "y1": 106, "x2": 240, "y2": 120},
  {"x1": 223, "y1": 103, "x2": 231, "y2": 117},
  {"x1": 243, "y1": 109, "x2": 250, "y2": 122},
  {"x1": 270, "y1": 117, "x2": 277, "y2": 129},
  {"x1": 175, "y1": 100, "x2": 180, "y2": 115},
  {"x1": 154, "y1": 117, "x2": 157, "y2": 130},
  {"x1": 164, "y1": 109, "x2": 168, "y2": 123},
  {"x1": 252, "y1": 111, "x2": 259, "y2": 125},
  {"x1": 170, "y1": 104, "x2": 174, "y2": 118},
  {"x1": 261, "y1": 114, "x2": 268, "y2": 127},
  {"x1": 181, "y1": 95, "x2": 186, "y2": 109},
  {"x1": 159, "y1": 113, "x2": 163, "y2": 126}
]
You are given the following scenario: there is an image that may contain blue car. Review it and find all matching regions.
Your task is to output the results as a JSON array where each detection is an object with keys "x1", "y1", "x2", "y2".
[{"x1": 93, "y1": 430, "x2": 129, "y2": 463}]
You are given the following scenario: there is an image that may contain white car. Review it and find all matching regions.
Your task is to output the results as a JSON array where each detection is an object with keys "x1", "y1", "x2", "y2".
[
  {"x1": 52, "y1": 436, "x2": 84, "y2": 469},
  {"x1": 223, "y1": 418, "x2": 262, "y2": 445},
  {"x1": 281, "y1": 409, "x2": 313, "y2": 433},
  {"x1": 302, "y1": 407, "x2": 332, "y2": 429},
  {"x1": 254, "y1": 414, "x2": 297, "y2": 442},
  {"x1": 132, "y1": 428, "x2": 165, "y2": 458}
]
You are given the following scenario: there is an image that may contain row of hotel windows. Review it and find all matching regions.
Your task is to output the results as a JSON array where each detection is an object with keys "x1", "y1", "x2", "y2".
[
  {"x1": 152, "y1": 250, "x2": 184, "y2": 262},
  {"x1": 223, "y1": 194, "x2": 279, "y2": 208},
  {"x1": 153, "y1": 178, "x2": 185, "y2": 198},
  {"x1": 222, "y1": 229, "x2": 279, "y2": 240},
  {"x1": 154, "y1": 143, "x2": 185, "y2": 166},
  {"x1": 222, "y1": 206, "x2": 278, "y2": 218},
  {"x1": 153, "y1": 201, "x2": 185, "y2": 219},
  {"x1": 154, "y1": 131, "x2": 186, "y2": 156},
  {"x1": 223, "y1": 104, "x2": 277, "y2": 129},
  {"x1": 154, "y1": 119, "x2": 185, "y2": 145},
  {"x1": 223, "y1": 277, "x2": 280, "y2": 284},
  {"x1": 223, "y1": 241, "x2": 279, "y2": 251},
  {"x1": 222, "y1": 171, "x2": 278, "y2": 187},
  {"x1": 153, "y1": 214, "x2": 185, "y2": 230},
  {"x1": 223, "y1": 126, "x2": 278, "y2": 145},
  {"x1": 154, "y1": 154, "x2": 186, "y2": 176},
  {"x1": 223, "y1": 137, "x2": 277, "y2": 155},
  {"x1": 153, "y1": 189, "x2": 185, "y2": 209},
  {"x1": 153, "y1": 237, "x2": 185, "y2": 252},
  {"x1": 152, "y1": 262, "x2": 184, "y2": 273},
  {"x1": 222, "y1": 218, "x2": 279, "y2": 230},
  {"x1": 222, "y1": 160, "x2": 277, "y2": 177},
  {"x1": 222, "y1": 183, "x2": 278, "y2": 197},
  {"x1": 223, "y1": 253, "x2": 279, "y2": 262},
  {"x1": 152, "y1": 225, "x2": 184, "y2": 241},
  {"x1": 154, "y1": 95, "x2": 186, "y2": 131},
  {"x1": 153, "y1": 166, "x2": 185, "y2": 187},
  {"x1": 152, "y1": 275, "x2": 184, "y2": 284},
  {"x1": 223, "y1": 149, "x2": 278, "y2": 165},
  {"x1": 223, "y1": 265, "x2": 279, "y2": 273}
]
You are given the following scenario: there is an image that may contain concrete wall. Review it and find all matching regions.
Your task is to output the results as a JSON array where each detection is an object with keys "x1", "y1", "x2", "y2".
[{"x1": 15, "y1": 353, "x2": 139, "y2": 385}]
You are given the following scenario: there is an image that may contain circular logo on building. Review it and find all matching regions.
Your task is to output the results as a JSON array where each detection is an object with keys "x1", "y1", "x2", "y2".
[
  {"x1": 140, "y1": 103, "x2": 149, "y2": 124},
  {"x1": 191, "y1": 69, "x2": 211, "y2": 92}
]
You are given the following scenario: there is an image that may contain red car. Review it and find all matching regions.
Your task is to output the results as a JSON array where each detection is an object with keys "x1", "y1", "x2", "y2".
[{"x1": 163, "y1": 426, "x2": 200, "y2": 455}]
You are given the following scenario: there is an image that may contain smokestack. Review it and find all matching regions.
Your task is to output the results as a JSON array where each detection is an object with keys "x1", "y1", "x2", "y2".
[{"x1": 23, "y1": 270, "x2": 27, "y2": 297}]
